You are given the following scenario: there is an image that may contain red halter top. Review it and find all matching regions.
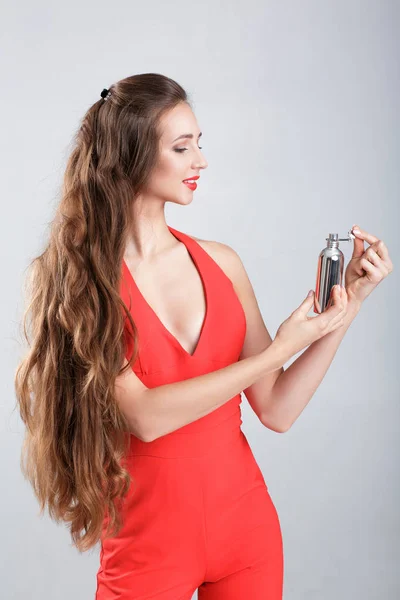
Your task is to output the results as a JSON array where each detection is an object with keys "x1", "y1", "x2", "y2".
[{"x1": 119, "y1": 225, "x2": 247, "y2": 452}]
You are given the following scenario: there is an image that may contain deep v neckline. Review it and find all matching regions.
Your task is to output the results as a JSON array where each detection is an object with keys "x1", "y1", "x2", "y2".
[{"x1": 122, "y1": 226, "x2": 209, "y2": 359}]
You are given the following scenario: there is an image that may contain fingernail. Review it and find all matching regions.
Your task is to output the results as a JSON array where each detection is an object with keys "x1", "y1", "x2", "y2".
[
  {"x1": 352, "y1": 227, "x2": 361, "y2": 234},
  {"x1": 307, "y1": 290, "x2": 314, "y2": 297}
]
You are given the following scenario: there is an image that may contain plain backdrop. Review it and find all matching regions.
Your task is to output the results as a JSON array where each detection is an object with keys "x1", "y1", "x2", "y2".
[{"x1": 1, "y1": 1, "x2": 399, "y2": 598}]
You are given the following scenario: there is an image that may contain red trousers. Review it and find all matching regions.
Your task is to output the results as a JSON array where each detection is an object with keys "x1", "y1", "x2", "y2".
[{"x1": 95, "y1": 408, "x2": 284, "y2": 599}]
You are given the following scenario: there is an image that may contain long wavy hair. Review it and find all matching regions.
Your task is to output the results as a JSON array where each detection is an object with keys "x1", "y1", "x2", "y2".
[{"x1": 14, "y1": 73, "x2": 189, "y2": 553}]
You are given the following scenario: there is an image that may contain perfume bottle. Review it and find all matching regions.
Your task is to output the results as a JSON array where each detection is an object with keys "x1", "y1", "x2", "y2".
[{"x1": 314, "y1": 230, "x2": 355, "y2": 314}]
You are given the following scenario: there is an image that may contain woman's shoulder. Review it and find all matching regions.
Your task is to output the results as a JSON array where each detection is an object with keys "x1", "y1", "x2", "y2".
[{"x1": 185, "y1": 232, "x2": 241, "y2": 285}]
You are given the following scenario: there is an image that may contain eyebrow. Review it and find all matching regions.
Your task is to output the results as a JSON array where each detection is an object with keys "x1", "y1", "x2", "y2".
[{"x1": 172, "y1": 132, "x2": 202, "y2": 143}]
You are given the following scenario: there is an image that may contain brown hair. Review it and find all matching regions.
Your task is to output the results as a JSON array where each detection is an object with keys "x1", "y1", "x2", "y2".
[{"x1": 14, "y1": 73, "x2": 189, "y2": 552}]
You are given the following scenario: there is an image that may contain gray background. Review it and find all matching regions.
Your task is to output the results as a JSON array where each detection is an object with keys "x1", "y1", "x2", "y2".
[{"x1": 2, "y1": 0, "x2": 399, "y2": 598}]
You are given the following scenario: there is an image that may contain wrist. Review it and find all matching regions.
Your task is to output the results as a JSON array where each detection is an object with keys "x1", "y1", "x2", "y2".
[
  {"x1": 267, "y1": 337, "x2": 290, "y2": 370},
  {"x1": 347, "y1": 298, "x2": 362, "y2": 317}
]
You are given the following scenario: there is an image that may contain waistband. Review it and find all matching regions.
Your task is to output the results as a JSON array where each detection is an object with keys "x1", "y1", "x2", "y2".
[{"x1": 127, "y1": 397, "x2": 243, "y2": 458}]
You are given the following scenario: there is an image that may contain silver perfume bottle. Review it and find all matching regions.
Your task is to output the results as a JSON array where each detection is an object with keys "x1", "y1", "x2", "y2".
[{"x1": 314, "y1": 230, "x2": 355, "y2": 314}]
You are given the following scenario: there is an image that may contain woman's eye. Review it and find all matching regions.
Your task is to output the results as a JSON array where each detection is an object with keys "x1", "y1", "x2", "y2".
[{"x1": 175, "y1": 146, "x2": 203, "y2": 153}]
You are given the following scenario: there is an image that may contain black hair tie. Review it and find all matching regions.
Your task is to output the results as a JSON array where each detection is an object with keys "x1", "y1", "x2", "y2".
[{"x1": 100, "y1": 88, "x2": 111, "y2": 101}]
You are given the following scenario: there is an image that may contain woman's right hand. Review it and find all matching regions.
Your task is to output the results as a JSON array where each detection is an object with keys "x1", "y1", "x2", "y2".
[{"x1": 273, "y1": 285, "x2": 348, "y2": 360}]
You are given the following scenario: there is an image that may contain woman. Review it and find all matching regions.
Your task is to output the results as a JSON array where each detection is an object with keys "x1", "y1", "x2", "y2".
[{"x1": 15, "y1": 73, "x2": 393, "y2": 599}]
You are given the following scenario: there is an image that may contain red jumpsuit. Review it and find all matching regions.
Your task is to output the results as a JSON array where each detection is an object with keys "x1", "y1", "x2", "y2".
[{"x1": 95, "y1": 226, "x2": 284, "y2": 599}]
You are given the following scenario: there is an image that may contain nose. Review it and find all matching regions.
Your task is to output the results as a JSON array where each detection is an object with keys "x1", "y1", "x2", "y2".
[{"x1": 193, "y1": 149, "x2": 208, "y2": 170}]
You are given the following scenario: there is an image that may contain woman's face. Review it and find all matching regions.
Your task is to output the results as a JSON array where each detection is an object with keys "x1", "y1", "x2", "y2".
[{"x1": 143, "y1": 102, "x2": 208, "y2": 205}]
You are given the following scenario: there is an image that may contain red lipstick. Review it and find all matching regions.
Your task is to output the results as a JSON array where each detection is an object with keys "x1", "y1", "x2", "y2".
[
  {"x1": 183, "y1": 181, "x2": 197, "y2": 190},
  {"x1": 182, "y1": 175, "x2": 200, "y2": 191}
]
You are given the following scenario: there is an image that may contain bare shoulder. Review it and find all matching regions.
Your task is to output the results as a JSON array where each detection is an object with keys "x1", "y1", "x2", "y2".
[
  {"x1": 192, "y1": 236, "x2": 256, "y2": 318},
  {"x1": 187, "y1": 234, "x2": 241, "y2": 285}
]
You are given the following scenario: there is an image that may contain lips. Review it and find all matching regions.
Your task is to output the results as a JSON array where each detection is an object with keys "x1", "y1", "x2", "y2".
[
  {"x1": 183, "y1": 181, "x2": 197, "y2": 190},
  {"x1": 182, "y1": 175, "x2": 199, "y2": 191}
]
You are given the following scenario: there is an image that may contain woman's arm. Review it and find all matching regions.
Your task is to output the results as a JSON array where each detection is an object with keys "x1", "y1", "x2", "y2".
[
  {"x1": 261, "y1": 298, "x2": 361, "y2": 432},
  {"x1": 116, "y1": 343, "x2": 287, "y2": 442}
]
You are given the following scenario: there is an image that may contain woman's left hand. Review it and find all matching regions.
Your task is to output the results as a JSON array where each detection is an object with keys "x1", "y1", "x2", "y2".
[{"x1": 344, "y1": 225, "x2": 394, "y2": 308}]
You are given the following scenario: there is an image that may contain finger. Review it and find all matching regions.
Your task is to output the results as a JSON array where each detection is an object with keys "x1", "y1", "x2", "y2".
[
  {"x1": 351, "y1": 225, "x2": 379, "y2": 246},
  {"x1": 328, "y1": 284, "x2": 344, "y2": 306},
  {"x1": 365, "y1": 247, "x2": 385, "y2": 269},
  {"x1": 364, "y1": 248, "x2": 391, "y2": 278},
  {"x1": 351, "y1": 225, "x2": 365, "y2": 259},
  {"x1": 333, "y1": 285, "x2": 346, "y2": 313},
  {"x1": 339, "y1": 285, "x2": 348, "y2": 309},
  {"x1": 372, "y1": 239, "x2": 391, "y2": 265},
  {"x1": 316, "y1": 285, "x2": 344, "y2": 318},
  {"x1": 359, "y1": 257, "x2": 383, "y2": 283},
  {"x1": 320, "y1": 286, "x2": 344, "y2": 321},
  {"x1": 313, "y1": 294, "x2": 322, "y2": 314},
  {"x1": 334, "y1": 286, "x2": 347, "y2": 311},
  {"x1": 323, "y1": 286, "x2": 347, "y2": 328}
]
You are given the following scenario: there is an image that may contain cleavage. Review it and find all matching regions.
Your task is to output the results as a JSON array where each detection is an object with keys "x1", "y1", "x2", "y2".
[{"x1": 128, "y1": 247, "x2": 206, "y2": 356}]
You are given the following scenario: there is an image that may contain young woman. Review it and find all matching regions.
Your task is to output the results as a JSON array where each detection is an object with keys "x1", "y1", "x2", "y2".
[{"x1": 15, "y1": 73, "x2": 392, "y2": 599}]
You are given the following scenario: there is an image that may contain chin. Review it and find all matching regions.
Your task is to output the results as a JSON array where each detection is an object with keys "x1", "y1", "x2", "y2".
[{"x1": 172, "y1": 189, "x2": 194, "y2": 205}]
